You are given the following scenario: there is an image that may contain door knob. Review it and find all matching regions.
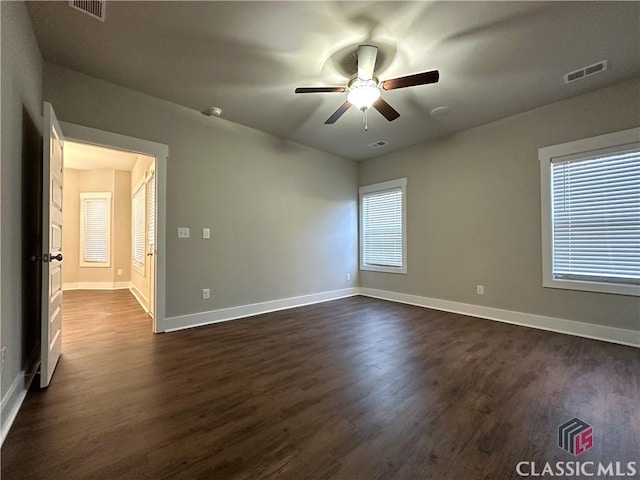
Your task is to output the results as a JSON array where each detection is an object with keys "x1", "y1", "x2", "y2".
[
  {"x1": 146, "y1": 253, "x2": 153, "y2": 257},
  {"x1": 50, "y1": 253, "x2": 63, "y2": 262}
]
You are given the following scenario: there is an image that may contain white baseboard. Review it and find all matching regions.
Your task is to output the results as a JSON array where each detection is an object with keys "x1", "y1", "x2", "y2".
[
  {"x1": 164, "y1": 286, "x2": 638, "y2": 347},
  {"x1": 129, "y1": 284, "x2": 149, "y2": 313},
  {"x1": 1, "y1": 372, "x2": 28, "y2": 446},
  {"x1": 359, "y1": 288, "x2": 640, "y2": 348},
  {"x1": 63, "y1": 281, "x2": 131, "y2": 291},
  {"x1": 165, "y1": 287, "x2": 359, "y2": 332}
]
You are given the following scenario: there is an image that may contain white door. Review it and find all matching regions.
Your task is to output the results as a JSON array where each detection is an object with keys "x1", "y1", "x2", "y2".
[{"x1": 40, "y1": 102, "x2": 64, "y2": 388}]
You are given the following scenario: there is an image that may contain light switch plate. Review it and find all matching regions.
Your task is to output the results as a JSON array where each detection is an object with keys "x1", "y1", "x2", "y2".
[
  {"x1": 203, "y1": 228, "x2": 210, "y2": 239},
  {"x1": 178, "y1": 227, "x2": 190, "y2": 238}
]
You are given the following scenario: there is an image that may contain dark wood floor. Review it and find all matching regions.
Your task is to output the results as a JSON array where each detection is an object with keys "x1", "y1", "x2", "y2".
[{"x1": 2, "y1": 291, "x2": 638, "y2": 479}]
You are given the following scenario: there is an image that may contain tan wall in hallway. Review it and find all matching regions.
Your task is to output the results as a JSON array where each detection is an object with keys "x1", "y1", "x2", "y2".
[
  {"x1": 62, "y1": 168, "x2": 131, "y2": 286},
  {"x1": 114, "y1": 170, "x2": 132, "y2": 282},
  {"x1": 61, "y1": 169, "x2": 81, "y2": 284}
]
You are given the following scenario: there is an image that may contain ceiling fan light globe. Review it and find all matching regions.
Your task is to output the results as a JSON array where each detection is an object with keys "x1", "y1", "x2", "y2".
[{"x1": 347, "y1": 82, "x2": 380, "y2": 110}]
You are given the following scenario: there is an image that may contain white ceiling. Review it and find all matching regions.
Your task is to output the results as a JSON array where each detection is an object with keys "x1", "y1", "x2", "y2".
[
  {"x1": 64, "y1": 141, "x2": 141, "y2": 171},
  {"x1": 28, "y1": 1, "x2": 640, "y2": 161}
]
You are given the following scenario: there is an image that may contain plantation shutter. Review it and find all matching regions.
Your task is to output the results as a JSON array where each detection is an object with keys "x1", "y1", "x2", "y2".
[
  {"x1": 133, "y1": 185, "x2": 146, "y2": 265},
  {"x1": 83, "y1": 197, "x2": 109, "y2": 263},
  {"x1": 147, "y1": 174, "x2": 155, "y2": 246},
  {"x1": 551, "y1": 148, "x2": 640, "y2": 285},
  {"x1": 362, "y1": 188, "x2": 403, "y2": 268}
]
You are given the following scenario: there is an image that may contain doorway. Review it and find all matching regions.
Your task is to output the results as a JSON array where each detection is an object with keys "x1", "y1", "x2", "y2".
[
  {"x1": 59, "y1": 122, "x2": 168, "y2": 333},
  {"x1": 61, "y1": 141, "x2": 157, "y2": 322}
]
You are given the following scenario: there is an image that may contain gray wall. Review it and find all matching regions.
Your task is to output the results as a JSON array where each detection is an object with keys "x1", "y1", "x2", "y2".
[
  {"x1": 1, "y1": 2, "x2": 43, "y2": 400},
  {"x1": 43, "y1": 63, "x2": 358, "y2": 318},
  {"x1": 359, "y1": 78, "x2": 640, "y2": 331}
]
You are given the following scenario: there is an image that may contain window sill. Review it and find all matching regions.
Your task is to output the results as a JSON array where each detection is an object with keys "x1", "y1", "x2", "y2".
[
  {"x1": 80, "y1": 263, "x2": 110, "y2": 268},
  {"x1": 360, "y1": 265, "x2": 407, "y2": 275},
  {"x1": 543, "y1": 278, "x2": 640, "y2": 297}
]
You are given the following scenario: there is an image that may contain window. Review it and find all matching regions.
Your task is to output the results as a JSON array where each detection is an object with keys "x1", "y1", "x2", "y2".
[
  {"x1": 132, "y1": 184, "x2": 146, "y2": 268},
  {"x1": 539, "y1": 127, "x2": 640, "y2": 296},
  {"x1": 79, "y1": 192, "x2": 111, "y2": 267},
  {"x1": 147, "y1": 173, "x2": 155, "y2": 247},
  {"x1": 359, "y1": 178, "x2": 407, "y2": 274}
]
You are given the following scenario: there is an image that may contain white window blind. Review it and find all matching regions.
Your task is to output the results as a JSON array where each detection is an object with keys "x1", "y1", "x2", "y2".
[
  {"x1": 133, "y1": 185, "x2": 146, "y2": 266},
  {"x1": 360, "y1": 178, "x2": 407, "y2": 273},
  {"x1": 147, "y1": 174, "x2": 155, "y2": 246},
  {"x1": 551, "y1": 148, "x2": 640, "y2": 286},
  {"x1": 80, "y1": 192, "x2": 111, "y2": 267}
]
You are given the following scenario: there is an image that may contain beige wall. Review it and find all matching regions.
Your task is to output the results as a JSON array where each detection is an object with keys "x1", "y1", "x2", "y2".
[
  {"x1": 359, "y1": 78, "x2": 640, "y2": 331},
  {"x1": 62, "y1": 168, "x2": 131, "y2": 286},
  {"x1": 61, "y1": 169, "x2": 80, "y2": 283},
  {"x1": 114, "y1": 170, "x2": 133, "y2": 282},
  {"x1": 44, "y1": 62, "x2": 359, "y2": 318},
  {"x1": 130, "y1": 155, "x2": 154, "y2": 308}
]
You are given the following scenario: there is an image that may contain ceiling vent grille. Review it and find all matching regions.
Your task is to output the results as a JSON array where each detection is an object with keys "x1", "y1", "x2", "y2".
[
  {"x1": 564, "y1": 60, "x2": 607, "y2": 84},
  {"x1": 368, "y1": 140, "x2": 388, "y2": 149},
  {"x1": 68, "y1": 0, "x2": 106, "y2": 21}
]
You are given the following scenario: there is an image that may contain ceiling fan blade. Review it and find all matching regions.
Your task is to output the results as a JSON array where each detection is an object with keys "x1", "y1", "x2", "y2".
[
  {"x1": 381, "y1": 70, "x2": 440, "y2": 90},
  {"x1": 324, "y1": 102, "x2": 352, "y2": 124},
  {"x1": 357, "y1": 45, "x2": 378, "y2": 81},
  {"x1": 373, "y1": 98, "x2": 400, "y2": 122},
  {"x1": 295, "y1": 87, "x2": 346, "y2": 94}
]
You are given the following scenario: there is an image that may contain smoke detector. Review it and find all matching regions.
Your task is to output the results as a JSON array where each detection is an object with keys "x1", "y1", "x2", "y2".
[{"x1": 202, "y1": 107, "x2": 223, "y2": 117}]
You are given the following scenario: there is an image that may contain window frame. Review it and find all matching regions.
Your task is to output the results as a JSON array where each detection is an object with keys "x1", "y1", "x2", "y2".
[
  {"x1": 359, "y1": 177, "x2": 407, "y2": 274},
  {"x1": 539, "y1": 127, "x2": 640, "y2": 297},
  {"x1": 79, "y1": 191, "x2": 112, "y2": 268}
]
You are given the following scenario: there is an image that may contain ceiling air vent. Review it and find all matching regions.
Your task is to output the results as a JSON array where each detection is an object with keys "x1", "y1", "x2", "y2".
[
  {"x1": 368, "y1": 140, "x2": 388, "y2": 149},
  {"x1": 68, "y1": 0, "x2": 106, "y2": 21},
  {"x1": 563, "y1": 60, "x2": 607, "y2": 84}
]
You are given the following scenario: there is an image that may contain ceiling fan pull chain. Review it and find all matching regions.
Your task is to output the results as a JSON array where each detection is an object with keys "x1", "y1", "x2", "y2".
[{"x1": 363, "y1": 109, "x2": 368, "y2": 131}]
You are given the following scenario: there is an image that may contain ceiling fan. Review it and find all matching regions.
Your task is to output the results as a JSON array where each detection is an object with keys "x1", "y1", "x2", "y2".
[{"x1": 295, "y1": 45, "x2": 439, "y2": 129}]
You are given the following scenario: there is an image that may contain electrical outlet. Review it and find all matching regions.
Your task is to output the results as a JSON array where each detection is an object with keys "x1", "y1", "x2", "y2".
[
  {"x1": 203, "y1": 228, "x2": 210, "y2": 239},
  {"x1": 476, "y1": 285, "x2": 484, "y2": 295},
  {"x1": 202, "y1": 288, "x2": 210, "y2": 300},
  {"x1": 117, "y1": 268, "x2": 123, "y2": 276},
  {"x1": 178, "y1": 227, "x2": 190, "y2": 238},
  {"x1": 346, "y1": 273, "x2": 351, "y2": 281}
]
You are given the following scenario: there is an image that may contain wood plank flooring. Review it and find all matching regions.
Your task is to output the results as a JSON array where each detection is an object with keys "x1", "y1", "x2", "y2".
[{"x1": 2, "y1": 290, "x2": 639, "y2": 479}]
